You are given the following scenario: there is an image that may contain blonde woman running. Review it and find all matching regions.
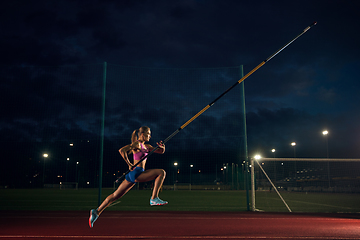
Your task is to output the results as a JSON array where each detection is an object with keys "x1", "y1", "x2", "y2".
[{"x1": 89, "y1": 126, "x2": 167, "y2": 228}]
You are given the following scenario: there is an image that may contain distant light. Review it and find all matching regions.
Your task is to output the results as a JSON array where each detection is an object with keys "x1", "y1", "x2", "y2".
[
  {"x1": 271, "y1": 149, "x2": 276, "y2": 153},
  {"x1": 291, "y1": 142, "x2": 296, "y2": 146},
  {"x1": 190, "y1": 164, "x2": 193, "y2": 168},
  {"x1": 67, "y1": 158, "x2": 70, "y2": 161},
  {"x1": 87, "y1": 182, "x2": 90, "y2": 185},
  {"x1": 254, "y1": 155, "x2": 261, "y2": 160},
  {"x1": 174, "y1": 162, "x2": 178, "y2": 166},
  {"x1": 70, "y1": 143, "x2": 74, "y2": 147},
  {"x1": 76, "y1": 162, "x2": 79, "y2": 165},
  {"x1": 43, "y1": 154, "x2": 48, "y2": 158},
  {"x1": 322, "y1": 130, "x2": 328, "y2": 136}
]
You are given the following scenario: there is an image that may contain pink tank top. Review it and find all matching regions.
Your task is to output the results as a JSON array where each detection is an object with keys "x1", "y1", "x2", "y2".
[{"x1": 133, "y1": 142, "x2": 148, "y2": 161}]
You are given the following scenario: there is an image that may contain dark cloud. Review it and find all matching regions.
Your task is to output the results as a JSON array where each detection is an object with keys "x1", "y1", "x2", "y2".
[{"x1": 1, "y1": 0, "x2": 360, "y2": 187}]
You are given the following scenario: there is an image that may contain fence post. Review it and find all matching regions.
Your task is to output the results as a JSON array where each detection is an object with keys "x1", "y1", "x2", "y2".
[{"x1": 98, "y1": 62, "x2": 107, "y2": 205}]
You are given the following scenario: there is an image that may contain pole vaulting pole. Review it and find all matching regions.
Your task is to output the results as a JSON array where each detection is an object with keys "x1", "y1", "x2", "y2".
[{"x1": 116, "y1": 21, "x2": 317, "y2": 183}]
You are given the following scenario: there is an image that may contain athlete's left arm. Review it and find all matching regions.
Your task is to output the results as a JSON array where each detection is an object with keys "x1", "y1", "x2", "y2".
[{"x1": 147, "y1": 141, "x2": 165, "y2": 154}]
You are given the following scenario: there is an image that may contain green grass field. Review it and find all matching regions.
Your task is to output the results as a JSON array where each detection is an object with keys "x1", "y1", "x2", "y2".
[
  {"x1": 254, "y1": 191, "x2": 360, "y2": 213},
  {"x1": 0, "y1": 188, "x2": 248, "y2": 212},
  {"x1": 1, "y1": 188, "x2": 359, "y2": 213}
]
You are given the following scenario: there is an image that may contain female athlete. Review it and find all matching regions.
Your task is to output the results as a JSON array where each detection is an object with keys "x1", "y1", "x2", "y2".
[{"x1": 89, "y1": 126, "x2": 167, "y2": 228}]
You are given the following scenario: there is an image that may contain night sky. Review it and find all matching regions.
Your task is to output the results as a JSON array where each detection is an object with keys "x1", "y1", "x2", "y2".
[{"x1": 1, "y1": 0, "x2": 360, "y2": 186}]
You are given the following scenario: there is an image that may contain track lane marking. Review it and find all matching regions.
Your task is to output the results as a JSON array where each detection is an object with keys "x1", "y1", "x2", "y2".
[{"x1": 1, "y1": 236, "x2": 359, "y2": 239}]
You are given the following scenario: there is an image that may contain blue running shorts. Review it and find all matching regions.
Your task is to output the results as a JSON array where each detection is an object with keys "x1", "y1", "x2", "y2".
[{"x1": 125, "y1": 167, "x2": 144, "y2": 183}]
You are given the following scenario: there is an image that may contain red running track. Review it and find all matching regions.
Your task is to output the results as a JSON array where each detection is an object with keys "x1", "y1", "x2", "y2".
[{"x1": 1, "y1": 211, "x2": 360, "y2": 239}]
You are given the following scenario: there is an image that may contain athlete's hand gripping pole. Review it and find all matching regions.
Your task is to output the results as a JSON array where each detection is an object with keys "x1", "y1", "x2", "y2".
[{"x1": 115, "y1": 21, "x2": 317, "y2": 184}]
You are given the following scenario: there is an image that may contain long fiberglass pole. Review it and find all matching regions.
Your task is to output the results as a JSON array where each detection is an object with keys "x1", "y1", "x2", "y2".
[{"x1": 115, "y1": 21, "x2": 317, "y2": 183}]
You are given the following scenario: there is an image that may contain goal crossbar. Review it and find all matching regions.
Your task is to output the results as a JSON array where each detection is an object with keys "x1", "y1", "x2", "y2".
[{"x1": 258, "y1": 158, "x2": 360, "y2": 162}]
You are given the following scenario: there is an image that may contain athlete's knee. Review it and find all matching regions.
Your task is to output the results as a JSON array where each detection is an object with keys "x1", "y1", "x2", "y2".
[
  {"x1": 160, "y1": 169, "x2": 166, "y2": 177},
  {"x1": 106, "y1": 193, "x2": 116, "y2": 202}
]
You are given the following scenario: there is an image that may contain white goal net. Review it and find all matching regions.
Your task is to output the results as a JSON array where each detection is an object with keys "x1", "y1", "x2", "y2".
[{"x1": 251, "y1": 158, "x2": 360, "y2": 212}]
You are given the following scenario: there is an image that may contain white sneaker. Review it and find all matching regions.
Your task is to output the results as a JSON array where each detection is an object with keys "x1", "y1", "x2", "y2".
[{"x1": 150, "y1": 197, "x2": 168, "y2": 206}]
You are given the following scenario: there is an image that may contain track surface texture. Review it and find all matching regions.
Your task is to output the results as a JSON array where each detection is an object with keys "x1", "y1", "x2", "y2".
[{"x1": 1, "y1": 211, "x2": 360, "y2": 239}]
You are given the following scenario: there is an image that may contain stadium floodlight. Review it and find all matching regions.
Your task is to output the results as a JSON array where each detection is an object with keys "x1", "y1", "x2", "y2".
[{"x1": 254, "y1": 155, "x2": 262, "y2": 160}]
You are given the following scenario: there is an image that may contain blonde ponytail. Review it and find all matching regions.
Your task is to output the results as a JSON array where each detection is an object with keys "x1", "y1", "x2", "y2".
[{"x1": 131, "y1": 129, "x2": 138, "y2": 144}]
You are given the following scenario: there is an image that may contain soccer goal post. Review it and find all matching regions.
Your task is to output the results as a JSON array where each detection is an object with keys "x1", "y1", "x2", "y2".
[{"x1": 251, "y1": 157, "x2": 360, "y2": 213}]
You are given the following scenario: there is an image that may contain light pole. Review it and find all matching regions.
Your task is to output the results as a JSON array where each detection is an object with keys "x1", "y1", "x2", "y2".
[
  {"x1": 68, "y1": 143, "x2": 73, "y2": 182},
  {"x1": 271, "y1": 149, "x2": 276, "y2": 181},
  {"x1": 221, "y1": 166, "x2": 225, "y2": 184},
  {"x1": 42, "y1": 153, "x2": 48, "y2": 186},
  {"x1": 76, "y1": 161, "x2": 79, "y2": 184},
  {"x1": 189, "y1": 164, "x2": 193, "y2": 190},
  {"x1": 291, "y1": 142, "x2": 296, "y2": 157},
  {"x1": 322, "y1": 130, "x2": 330, "y2": 188},
  {"x1": 322, "y1": 130, "x2": 329, "y2": 158},
  {"x1": 174, "y1": 162, "x2": 178, "y2": 190},
  {"x1": 66, "y1": 157, "x2": 70, "y2": 182},
  {"x1": 222, "y1": 165, "x2": 227, "y2": 185},
  {"x1": 291, "y1": 142, "x2": 297, "y2": 182}
]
